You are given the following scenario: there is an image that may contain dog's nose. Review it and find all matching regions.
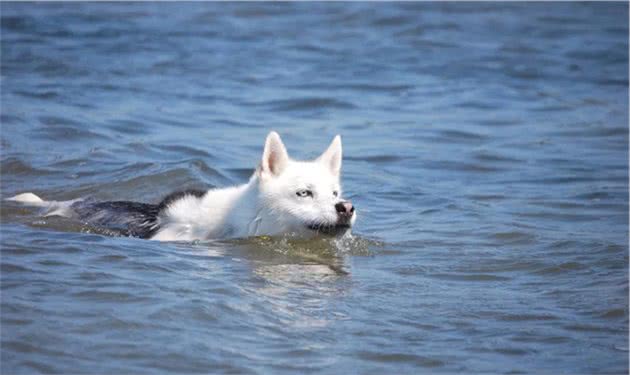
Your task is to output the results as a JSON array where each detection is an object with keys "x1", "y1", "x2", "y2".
[{"x1": 335, "y1": 201, "x2": 354, "y2": 216}]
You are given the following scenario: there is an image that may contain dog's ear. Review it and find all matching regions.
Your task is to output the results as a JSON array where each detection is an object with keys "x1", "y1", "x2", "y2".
[
  {"x1": 260, "y1": 131, "x2": 289, "y2": 178},
  {"x1": 317, "y1": 135, "x2": 342, "y2": 176}
]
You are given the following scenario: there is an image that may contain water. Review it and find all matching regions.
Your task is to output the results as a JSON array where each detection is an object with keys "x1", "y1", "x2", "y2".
[{"x1": 1, "y1": 2, "x2": 628, "y2": 374}]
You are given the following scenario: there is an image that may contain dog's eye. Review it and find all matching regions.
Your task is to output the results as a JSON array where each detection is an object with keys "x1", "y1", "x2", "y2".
[
  {"x1": 296, "y1": 190, "x2": 313, "y2": 198},
  {"x1": 333, "y1": 191, "x2": 338, "y2": 197}
]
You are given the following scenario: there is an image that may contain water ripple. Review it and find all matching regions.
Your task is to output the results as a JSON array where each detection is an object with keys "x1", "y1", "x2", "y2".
[
  {"x1": 261, "y1": 97, "x2": 357, "y2": 112},
  {"x1": 0, "y1": 2, "x2": 627, "y2": 374}
]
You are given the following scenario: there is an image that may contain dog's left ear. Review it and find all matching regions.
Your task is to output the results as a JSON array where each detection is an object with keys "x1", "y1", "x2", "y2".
[
  {"x1": 260, "y1": 131, "x2": 289, "y2": 178},
  {"x1": 317, "y1": 135, "x2": 342, "y2": 176}
]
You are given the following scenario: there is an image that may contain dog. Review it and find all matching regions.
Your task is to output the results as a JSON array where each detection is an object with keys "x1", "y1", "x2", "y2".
[{"x1": 8, "y1": 132, "x2": 356, "y2": 241}]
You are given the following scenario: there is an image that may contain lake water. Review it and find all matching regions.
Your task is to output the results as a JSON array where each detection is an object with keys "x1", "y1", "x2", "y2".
[{"x1": 1, "y1": 2, "x2": 628, "y2": 374}]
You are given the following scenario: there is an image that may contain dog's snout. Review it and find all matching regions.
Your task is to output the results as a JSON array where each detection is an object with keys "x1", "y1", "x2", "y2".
[{"x1": 335, "y1": 201, "x2": 354, "y2": 215}]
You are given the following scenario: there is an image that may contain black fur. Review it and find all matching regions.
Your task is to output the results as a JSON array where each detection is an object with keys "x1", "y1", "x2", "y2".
[{"x1": 70, "y1": 189, "x2": 208, "y2": 239}]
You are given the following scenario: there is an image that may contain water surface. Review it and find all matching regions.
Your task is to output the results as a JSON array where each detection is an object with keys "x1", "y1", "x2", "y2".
[{"x1": 1, "y1": 3, "x2": 628, "y2": 374}]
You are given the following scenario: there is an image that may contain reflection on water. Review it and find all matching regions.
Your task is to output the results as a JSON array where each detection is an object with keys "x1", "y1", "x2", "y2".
[{"x1": 251, "y1": 263, "x2": 347, "y2": 330}]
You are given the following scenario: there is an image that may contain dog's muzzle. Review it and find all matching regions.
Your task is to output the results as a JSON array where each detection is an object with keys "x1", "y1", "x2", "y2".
[
  {"x1": 335, "y1": 201, "x2": 355, "y2": 225},
  {"x1": 306, "y1": 223, "x2": 350, "y2": 235},
  {"x1": 306, "y1": 201, "x2": 355, "y2": 235}
]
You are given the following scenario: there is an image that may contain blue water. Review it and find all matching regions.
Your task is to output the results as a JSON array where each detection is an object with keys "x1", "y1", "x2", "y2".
[{"x1": 1, "y1": 2, "x2": 628, "y2": 374}]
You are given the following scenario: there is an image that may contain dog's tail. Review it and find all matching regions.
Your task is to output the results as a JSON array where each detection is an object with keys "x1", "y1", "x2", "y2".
[
  {"x1": 7, "y1": 192, "x2": 78, "y2": 217},
  {"x1": 6, "y1": 192, "x2": 47, "y2": 206}
]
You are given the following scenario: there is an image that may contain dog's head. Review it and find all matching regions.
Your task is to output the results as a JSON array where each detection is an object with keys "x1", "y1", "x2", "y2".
[{"x1": 255, "y1": 131, "x2": 356, "y2": 237}]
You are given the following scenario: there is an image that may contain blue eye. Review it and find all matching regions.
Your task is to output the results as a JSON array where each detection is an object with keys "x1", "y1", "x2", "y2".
[{"x1": 296, "y1": 190, "x2": 313, "y2": 198}]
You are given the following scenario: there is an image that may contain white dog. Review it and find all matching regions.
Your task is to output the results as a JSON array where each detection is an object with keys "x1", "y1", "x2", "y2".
[{"x1": 8, "y1": 132, "x2": 356, "y2": 241}]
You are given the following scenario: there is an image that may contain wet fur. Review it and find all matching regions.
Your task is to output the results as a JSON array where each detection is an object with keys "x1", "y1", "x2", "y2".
[
  {"x1": 8, "y1": 132, "x2": 356, "y2": 241},
  {"x1": 69, "y1": 190, "x2": 207, "y2": 238}
]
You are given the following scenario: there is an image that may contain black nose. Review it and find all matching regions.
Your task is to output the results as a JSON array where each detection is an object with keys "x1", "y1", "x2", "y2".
[{"x1": 335, "y1": 201, "x2": 355, "y2": 215}]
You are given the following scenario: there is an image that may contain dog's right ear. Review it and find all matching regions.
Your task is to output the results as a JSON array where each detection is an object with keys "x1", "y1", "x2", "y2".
[
  {"x1": 259, "y1": 131, "x2": 289, "y2": 178},
  {"x1": 317, "y1": 135, "x2": 342, "y2": 176}
]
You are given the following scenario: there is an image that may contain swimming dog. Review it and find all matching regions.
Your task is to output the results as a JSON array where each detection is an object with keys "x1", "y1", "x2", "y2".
[{"x1": 8, "y1": 132, "x2": 356, "y2": 241}]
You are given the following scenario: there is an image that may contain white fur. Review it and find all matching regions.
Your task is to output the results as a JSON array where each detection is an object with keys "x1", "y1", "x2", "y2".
[
  {"x1": 7, "y1": 192, "x2": 45, "y2": 205},
  {"x1": 153, "y1": 132, "x2": 355, "y2": 241},
  {"x1": 6, "y1": 193, "x2": 78, "y2": 217},
  {"x1": 8, "y1": 132, "x2": 356, "y2": 242}
]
